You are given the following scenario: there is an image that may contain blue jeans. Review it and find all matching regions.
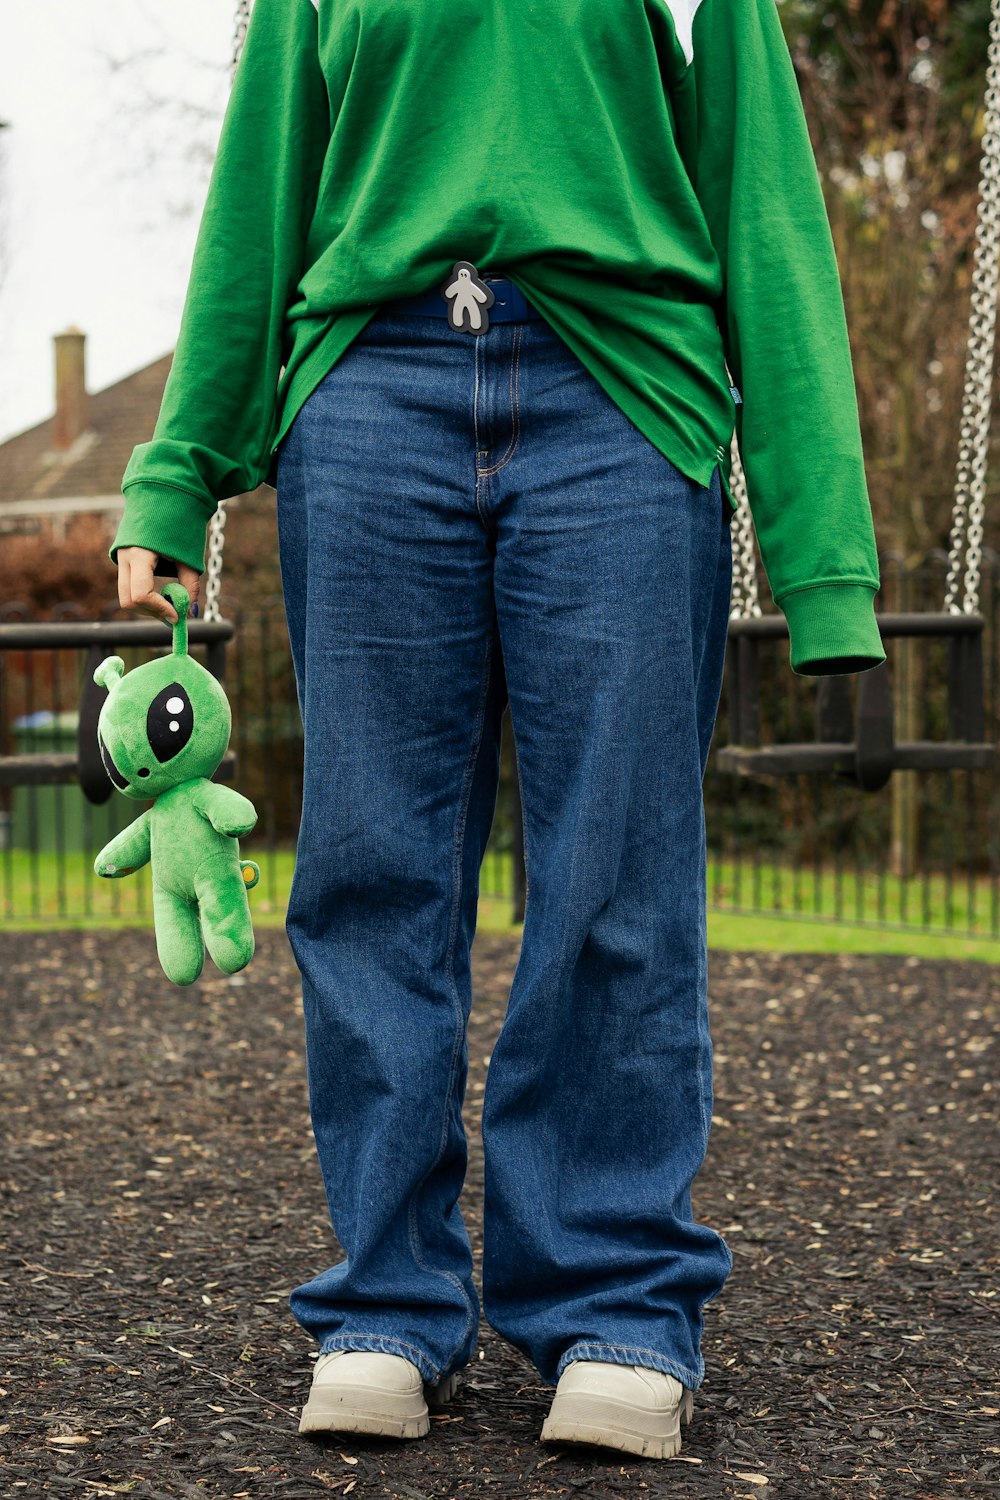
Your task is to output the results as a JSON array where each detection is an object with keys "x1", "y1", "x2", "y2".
[{"x1": 275, "y1": 292, "x2": 735, "y2": 1394}]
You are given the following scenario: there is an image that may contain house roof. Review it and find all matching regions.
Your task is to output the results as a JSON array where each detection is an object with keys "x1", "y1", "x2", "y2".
[{"x1": 0, "y1": 351, "x2": 173, "y2": 508}]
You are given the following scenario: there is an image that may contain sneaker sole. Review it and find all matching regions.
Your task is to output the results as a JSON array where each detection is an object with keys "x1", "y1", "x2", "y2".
[
  {"x1": 426, "y1": 1369, "x2": 461, "y2": 1407},
  {"x1": 540, "y1": 1384, "x2": 694, "y2": 1460},
  {"x1": 298, "y1": 1368, "x2": 461, "y2": 1439}
]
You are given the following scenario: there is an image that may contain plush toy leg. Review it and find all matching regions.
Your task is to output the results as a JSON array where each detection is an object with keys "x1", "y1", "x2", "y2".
[
  {"x1": 152, "y1": 881, "x2": 205, "y2": 986},
  {"x1": 195, "y1": 863, "x2": 255, "y2": 976}
]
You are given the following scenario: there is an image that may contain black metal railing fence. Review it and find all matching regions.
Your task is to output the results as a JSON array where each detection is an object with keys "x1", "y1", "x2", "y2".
[{"x1": 0, "y1": 550, "x2": 996, "y2": 940}]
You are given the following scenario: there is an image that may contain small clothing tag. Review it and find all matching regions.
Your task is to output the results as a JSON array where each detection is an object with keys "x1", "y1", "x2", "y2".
[{"x1": 730, "y1": 384, "x2": 743, "y2": 405}]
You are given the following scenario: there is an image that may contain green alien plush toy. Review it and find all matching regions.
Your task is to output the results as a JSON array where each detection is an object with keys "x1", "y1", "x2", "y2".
[{"x1": 92, "y1": 581, "x2": 260, "y2": 985}]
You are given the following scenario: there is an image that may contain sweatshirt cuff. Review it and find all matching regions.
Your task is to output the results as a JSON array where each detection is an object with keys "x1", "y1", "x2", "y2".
[
  {"x1": 108, "y1": 483, "x2": 213, "y2": 577},
  {"x1": 776, "y1": 582, "x2": 887, "y2": 677}
]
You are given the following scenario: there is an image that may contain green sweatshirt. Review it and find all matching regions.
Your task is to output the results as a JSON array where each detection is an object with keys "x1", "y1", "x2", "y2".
[{"x1": 112, "y1": 0, "x2": 886, "y2": 677}]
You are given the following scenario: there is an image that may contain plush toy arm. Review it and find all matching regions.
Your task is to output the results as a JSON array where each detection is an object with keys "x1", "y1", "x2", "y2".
[
  {"x1": 94, "y1": 810, "x2": 152, "y2": 878},
  {"x1": 192, "y1": 780, "x2": 258, "y2": 838}
]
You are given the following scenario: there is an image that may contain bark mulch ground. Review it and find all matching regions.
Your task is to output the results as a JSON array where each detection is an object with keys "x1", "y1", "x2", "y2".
[{"x1": 0, "y1": 928, "x2": 996, "y2": 1500}]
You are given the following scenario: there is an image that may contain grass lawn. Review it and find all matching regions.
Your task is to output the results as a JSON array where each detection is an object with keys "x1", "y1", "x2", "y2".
[{"x1": 1, "y1": 846, "x2": 997, "y2": 963}]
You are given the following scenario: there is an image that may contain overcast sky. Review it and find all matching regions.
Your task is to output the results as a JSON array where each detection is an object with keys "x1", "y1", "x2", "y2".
[{"x1": 0, "y1": 0, "x2": 234, "y2": 445}]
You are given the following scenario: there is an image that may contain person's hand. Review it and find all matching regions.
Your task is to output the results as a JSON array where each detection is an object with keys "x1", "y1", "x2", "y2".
[{"x1": 117, "y1": 547, "x2": 202, "y2": 624}]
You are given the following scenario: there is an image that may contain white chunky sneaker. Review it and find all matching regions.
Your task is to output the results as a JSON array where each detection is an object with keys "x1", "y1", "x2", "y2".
[
  {"x1": 540, "y1": 1359, "x2": 695, "y2": 1459},
  {"x1": 298, "y1": 1349, "x2": 461, "y2": 1439}
]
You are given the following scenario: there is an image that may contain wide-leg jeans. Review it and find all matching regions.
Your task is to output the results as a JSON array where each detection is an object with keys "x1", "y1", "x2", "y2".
[{"x1": 275, "y1": 294, "x2": 735, "y2": 1394}]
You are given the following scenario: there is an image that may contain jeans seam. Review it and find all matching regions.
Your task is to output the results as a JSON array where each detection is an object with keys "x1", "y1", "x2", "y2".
[
  {"x1": 476, "y1": 466, "x2": 489, "y2": 528},
  {"x1": 510, "y1": 721, "x2": 530, "y2": 903},
  {"x1": 473, "y1": 334, "x2": 490, "y2": 523},
  {"x1": 319, "y1": 1332, "x2": 440, "y2": 1380},
  {"x1": 406, "y1": 627, "x2": 495, "y2": 1363},
  {"x1": 473, "y1": 331, "x2": 484, "y2": 474},
  {"x1": 568, "y1": 1340, "x2": 687, "y2": 1360},
  {"x1": 479, "y1": 321, "x2": 522, "y2": 475},
  {"x1": 695, "y1": 856, "x2": 711, "y2": 1149}
]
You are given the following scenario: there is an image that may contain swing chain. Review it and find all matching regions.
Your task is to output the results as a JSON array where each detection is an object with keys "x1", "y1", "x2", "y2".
[
  {"x1": 200, "y1": 0, "x2": 252, "y2": 625},
  {"x1": 728, "y1": 429, "x2": 760, "y2": 620},
  {"x1": 731, "y1": 0, "x2": 1000, "y2": 623},
  {"x1": 944, "y1": 0, "x2": 1000, "y2": 617},
  {"x1": 203, "y1": 502, "x2": 228, "y2": 624},
  {"x1": 231, "y1": 0, "x2": 252, "y2": 84}
]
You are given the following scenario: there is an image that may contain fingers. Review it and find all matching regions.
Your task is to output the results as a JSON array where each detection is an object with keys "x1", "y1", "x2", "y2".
[
  {"x1": 176, "y1": 563, "x2": 202, "y2": 616},
  {"x1": 116, "y1": 549, "x2": 205, "y2": 622},
  {"x1": 116, "y1": 547, "x2": 178, "y2": 624}
]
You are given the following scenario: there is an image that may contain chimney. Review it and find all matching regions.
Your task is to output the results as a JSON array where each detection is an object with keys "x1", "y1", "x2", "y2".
[{"x1": 52, "y1": 325, "x2": 88, "y2": 451}]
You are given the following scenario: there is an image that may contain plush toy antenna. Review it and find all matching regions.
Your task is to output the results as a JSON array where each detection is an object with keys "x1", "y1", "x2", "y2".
[
  {"x1": 162, "y1": 582, "x2": 190, "y2": 657},
  {"x1": 93, "y1": 655, "x2": 125, "y2": 691}
]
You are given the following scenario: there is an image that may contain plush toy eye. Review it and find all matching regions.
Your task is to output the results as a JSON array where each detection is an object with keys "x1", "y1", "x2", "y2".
[{"x1": 147, "y1": 683, "x2": 193, "y2": 763}]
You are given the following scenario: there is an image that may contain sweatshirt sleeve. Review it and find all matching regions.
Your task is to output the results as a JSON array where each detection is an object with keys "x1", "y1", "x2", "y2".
[
  {"x1": 109, "y1": 0, "x2": 330, "y2": 580},
  {"x1": 672, "y1": 0, "x2": 886, "y2": 676}
]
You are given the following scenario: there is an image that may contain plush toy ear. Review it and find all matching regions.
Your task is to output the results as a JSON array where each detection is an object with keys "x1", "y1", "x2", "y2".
[{"x1": 94, "y1": 655, "x2": 125, "y2": 691}]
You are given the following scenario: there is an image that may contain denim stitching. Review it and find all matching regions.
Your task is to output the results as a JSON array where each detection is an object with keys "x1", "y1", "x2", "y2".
[
  {"x1": 565, "y1": 1340, "x2": 692, "y2": 1361},
  {"x1": 475, "y1": 465, "x2": 489, "y2": 529},
  {"x1": 695, "y1": 893, "x2": 711, "y2": 1149},
  {"x1": 695, "y1": 475, "x2": 731, "y2": 1147},
  {"x1": 405, "y1": 629, "x2": 495, "y2": 1364},
  {"x1": 473, "y1": 333, "x2": 489, "y2": 523},
  {"x1": 479, "y1": 321, "x2": 523, "y2": 476},
  {"x1": 473, "y1": 331, "x2": 484, "y2": 472},
  {"x1": 319, "y1": 1332, "x2": 441, "y2": 1383},
  {"x1": 509, "y1": 721, "x2": 530, "y2": 906}
]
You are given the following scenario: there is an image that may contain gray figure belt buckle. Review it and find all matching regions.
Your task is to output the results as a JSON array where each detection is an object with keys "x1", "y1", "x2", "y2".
[{"x1": 440, "y1": 259, "x2": 495, "y2": 335}]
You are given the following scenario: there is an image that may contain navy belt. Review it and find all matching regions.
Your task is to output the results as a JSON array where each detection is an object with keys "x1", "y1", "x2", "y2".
[{"x1": 379, "y1": 259, "x2": 544, "y2": 335}]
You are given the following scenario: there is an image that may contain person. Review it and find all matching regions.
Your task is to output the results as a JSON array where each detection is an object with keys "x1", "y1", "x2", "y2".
[{"x1": 110, "y1": 0, "x2": 886, "y2": 1462}]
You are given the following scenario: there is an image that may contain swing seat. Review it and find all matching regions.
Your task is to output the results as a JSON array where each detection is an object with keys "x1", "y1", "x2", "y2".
[{"x1": 717, "y1": 610, "x2": 997, "y2": 793}]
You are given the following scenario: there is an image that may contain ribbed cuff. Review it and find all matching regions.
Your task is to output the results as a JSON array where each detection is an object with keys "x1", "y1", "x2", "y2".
[
  {"x1": 109, "y1": 483, "x2": 213, "y2": 577},
  {"x1": 777, "y1": 582, "x2": 886, "y2": 677}
]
